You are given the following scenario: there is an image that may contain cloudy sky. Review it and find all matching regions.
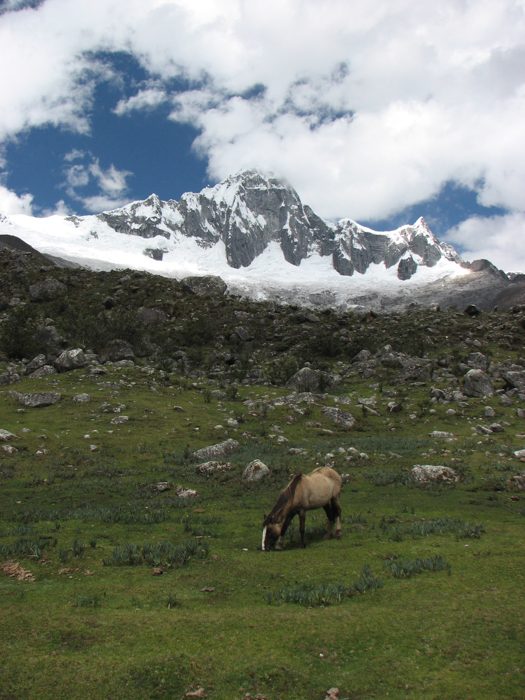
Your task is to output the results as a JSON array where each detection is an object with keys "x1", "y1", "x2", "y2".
[{"x1": 0, "y1": 0, "x2": 524, "y2": 271}]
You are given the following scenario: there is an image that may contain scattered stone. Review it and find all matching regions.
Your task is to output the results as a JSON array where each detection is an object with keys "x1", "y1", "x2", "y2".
[
  {"x1": 429, "y1": 431, "x2": 455, "y2": 439},
  {"x1": 175, "y1": 486, "x2": 198, "y2": 499},
  {"x1": 9, "y1": 391, "x2": 61, "y2": 408},
  {"x1": 242, "y1": 459, "x2": 271, "y2": 482},
  {"x1": 484, "y1": 406, "x2": 496, "y2": 418},
  {"x1": 2, "y1": 445, "x2": 18, "y2": 454},
  {"x1": 489, "y1": 423, "x2": 504, "y2": 433},
  {"x1": 513, "y1": 449, "x2": 525, "y2": 459},
  {"x1": 110, "y1": 415, "x2": 129, "y2": 425},
  {"x1": 0, "y1": 429, "x2": 17, "y2": 441},
  {"x1": 411, "y1": 465, "x2": 459, "y2": 485},
  {"x1": 73, "y1": 393, "x2": 91, "y2": 403},
  {"x1": 152, "y1": 567, "x2": 164, "y2": 576},
  {"x1": 195, "y1": 461, "x2": 233, "y2": 477},
  {"x1": 192, "y1": 438, "x2": 240, "y2": 461},
  {"x1": 153, "y1": 482, "x2": 171, "y2": 492},
  {"x1": 387, "y1": 401, "x2": 402, "y2": 413},
  {"x1": 463, "y1": 369, "x2": 493, "y2": 398},
  {"x1": 321, "y1": 406, "x2": 356, "y2": 430},
  {"x1": 475, "y1": 425, "x2": 493, "y2": 435}
]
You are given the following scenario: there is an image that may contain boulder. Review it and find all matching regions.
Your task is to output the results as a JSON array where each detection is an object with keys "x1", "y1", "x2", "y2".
[
  {"x1": 0, "y1": 429, "x2": 17, "y2": 441},
  {"x1": 182, "y1": 275, "x2": 227, "y2": 297},
  {"x1": 29, "y1": 278, "x2": 67, "y2": 302},
  {"x1": 463, "y1": 369, "x2": 493, "y2": 397},
  {"x1": 287, "y1": 367, "x2": 323, "y2": 393},
  {"x1": 411, "y1": 465, "x2": 459, "y2": 485},
  {"x1": 242, "y1": 459, "x2": 271, "y2": 482},
  {"x1": 10, "y1": 391, "x2": 61, "y2": 408},
  {"x1": 55, "y1": 348, "x2": 88, "y2": 372},
  {"x1": 321, "y1": 406, "x2": 356, "y2": 430},
  {"x1": 136, "y1": 307, "x2": 167, "y2": 325},
  {"x1": 25, "y1": 354, "x2": 47, "y2": 374},
  {"x1": 100, "y1": 339, "x2": 135, "y2": 362},
  {"x1": 192, "y1": 438, "x2": 240, "y2": 461}
]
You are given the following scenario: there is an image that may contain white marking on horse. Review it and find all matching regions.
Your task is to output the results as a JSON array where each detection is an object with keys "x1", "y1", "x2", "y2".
[{"x1": 261, "y1": 526, "x2": 267, "y2": 551}]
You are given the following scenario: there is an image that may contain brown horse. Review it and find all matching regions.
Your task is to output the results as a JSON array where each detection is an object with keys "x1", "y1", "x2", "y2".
[{"x1": 261, "y1": 466, "x2": 342, "y2": 551}]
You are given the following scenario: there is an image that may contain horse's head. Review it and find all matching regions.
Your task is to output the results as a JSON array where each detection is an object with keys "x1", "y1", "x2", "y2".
[{"x1": 261, "y1": 517, "x2": 282, "y2": 551}]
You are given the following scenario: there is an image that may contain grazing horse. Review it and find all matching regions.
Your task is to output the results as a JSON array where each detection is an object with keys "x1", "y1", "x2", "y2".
[{"x1": 261, "y1": 466, "x2": 342, "y2": 551}]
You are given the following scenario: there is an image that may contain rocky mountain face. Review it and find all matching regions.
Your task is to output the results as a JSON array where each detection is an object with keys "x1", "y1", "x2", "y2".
[{"x1": 70, "y1": 170, "x2": 460, "y2": 281}]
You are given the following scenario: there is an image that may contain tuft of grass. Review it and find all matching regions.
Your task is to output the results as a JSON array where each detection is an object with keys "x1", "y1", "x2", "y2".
[
  {"x1": 384, "y1": 555, "x2": 451, "y2": 578},
  {"x1": 379, "y1": 516, "x2": 485, "y2": 541},
  {"x1": 266, "y1": 565, "x2": 383, "y2": 607},
  {"x1": 73, "y1": 595, "x2": 102, "y2": 608},
  {"x1": 103, "y1": 539, "x2": 209, "y2": 568}
]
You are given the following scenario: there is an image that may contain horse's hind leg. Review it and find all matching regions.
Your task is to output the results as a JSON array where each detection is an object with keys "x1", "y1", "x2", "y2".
[
  {"x1": 324, "y1": 499, "x2": 342, "y2": 539},
  {"x1": 333, "y1": 497, "x2": 342, "y2": 539}
]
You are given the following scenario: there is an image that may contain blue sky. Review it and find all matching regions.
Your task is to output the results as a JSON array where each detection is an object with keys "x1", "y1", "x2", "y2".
[{"x1": 0, "y1": 0, "x2": 524, "y2": 271}]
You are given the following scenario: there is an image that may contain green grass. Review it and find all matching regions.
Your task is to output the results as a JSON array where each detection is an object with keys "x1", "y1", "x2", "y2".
[{"x1": 1, "y1": 364, "x2": 524, "y2": 699}]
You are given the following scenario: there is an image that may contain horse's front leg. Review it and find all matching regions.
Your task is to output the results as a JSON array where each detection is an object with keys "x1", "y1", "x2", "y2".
[{"x1": 299, "y1": 510, "x2": 306, "y2": 547}]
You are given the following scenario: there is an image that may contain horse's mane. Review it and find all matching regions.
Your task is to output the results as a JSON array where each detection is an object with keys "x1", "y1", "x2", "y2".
[{"x1": 264, "y1": 473, "x2": 302, "y2": 525}]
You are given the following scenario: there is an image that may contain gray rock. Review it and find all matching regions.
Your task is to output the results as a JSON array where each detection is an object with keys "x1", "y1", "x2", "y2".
[
  {"x1": 29, "y1": 278, "x2": 67, "y2": 302},
  {"x1": 507, "y1": 473, "x2": 525, "y2": 490},
  {"x1": 463, "y1": 369, "x2": 494, "y2": 397},
  {"x1": 28, "y1": 365, "x2": 56, "y2": 378},
  {"x1": 411, "y1": 465, "x2": 459, "y2": 484},
  {"x1": 55, "y1": 348, "x2": 88, "y2": 371},
  {"x1": 101, "y1": 339, "x2": 135, "y2": 362},
  {"x1": 321, "y1": 406, "x2": 356, "y2": 430},
  {"x1": 72, "y1": 393, "x2": 91, "y2": 403},
  {"x1": 501, "y1": 370, "x2": 525, "y2": 392},
  {"x1": 182, "y1": 275, "x2": 227, "y2": 297},
  {"x1": 242, "y1": 459, "x2": 271, "y2": 482},
  {"x1": 10, "y1": 391, "x2": 61, "y2": 407},
  {"x1": 429, "y1": 430, "x2": 455, "y2": 439},
  {"x1": 287, "y1": 367, "x2": 323, "y2": 393},
  {"x1": 397, "y1": 256, "x2": 418, "y2": 280},
  {"x1": 484, "y1": 406, "x2": 496, "y2": 418},
  {"x1": 0, "y1": 429, "x2": 17, "y2": 441},
  {"x1": 25, "y1": 354, "x2": 47, "y2": 374},
  {"x1": 136, "y1": 307, "x2": 167, "y2": 325},
  {"x1": 467, "y1": 352, "x2": 490, "y2": 370},
  {"x1": 192, "y1": 438, "x2": 240, "y2": 461},
  {"x1": 195, "y1": 461, "x2": 233, "y2": 477}
]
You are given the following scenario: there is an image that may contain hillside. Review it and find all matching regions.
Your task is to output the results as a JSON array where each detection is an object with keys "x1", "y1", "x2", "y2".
[{"x1": 1, "y1": 243, "x2": 524, "y2": 699}]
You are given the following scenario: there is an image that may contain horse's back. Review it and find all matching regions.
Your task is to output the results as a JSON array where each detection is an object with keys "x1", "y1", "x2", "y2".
[{"x1": 299, "y1": 467, "x2": 342, "y2": 508}]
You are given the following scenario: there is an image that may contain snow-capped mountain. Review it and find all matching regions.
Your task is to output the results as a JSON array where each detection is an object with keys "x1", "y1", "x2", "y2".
[{"x1": 0, "y1": 170, "x2": 512, "y2": 309}]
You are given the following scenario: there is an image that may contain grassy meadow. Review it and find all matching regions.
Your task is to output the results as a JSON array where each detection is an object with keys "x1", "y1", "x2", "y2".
[{"x1": 1, "y1": 363, "x2": 524, "y2": 699}]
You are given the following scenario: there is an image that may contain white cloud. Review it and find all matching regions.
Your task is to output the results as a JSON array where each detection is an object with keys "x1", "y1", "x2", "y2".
[
  {"x1": 62, "y1": 151, "x2": 132, "y2": 212},
  {"x1": 0, "y1": 0, "x2": 524, "y2": 262},
  {"x1": 445, "y1": 212, "x2": 525, "y2": 273},
  {"x1": 0, "y1": 184, "x2": 33, "y2": 215},
  {"x1": 113, "y1": 86, "x2": 168, "y2": 116}
]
